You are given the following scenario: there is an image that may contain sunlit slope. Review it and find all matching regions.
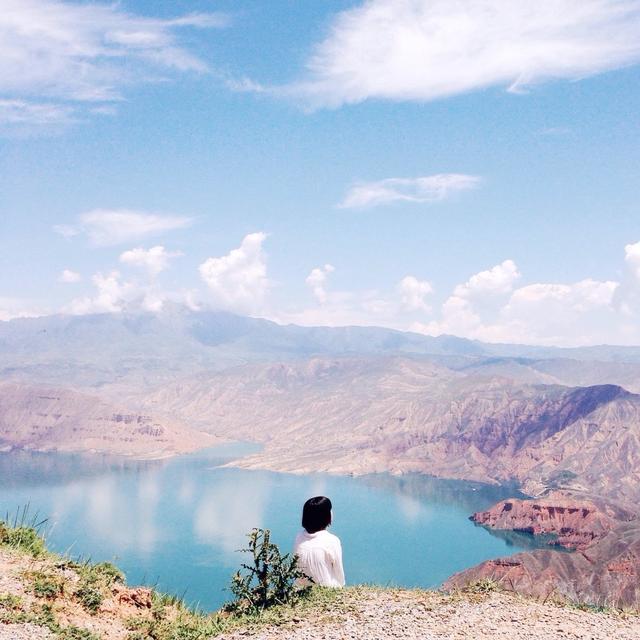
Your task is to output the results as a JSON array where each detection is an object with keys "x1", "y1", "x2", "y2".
[
  {"x1": 0, "y1": 381, "x2": 217, "y2": 458},
  {"x1": 144, "y1": 357, "x2": 640, "y2": 506}
]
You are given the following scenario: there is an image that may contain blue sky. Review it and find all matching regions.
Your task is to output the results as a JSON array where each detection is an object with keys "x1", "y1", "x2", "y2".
[{"x1": 1, "y1": 0, "x2": 640, "y2": 346}]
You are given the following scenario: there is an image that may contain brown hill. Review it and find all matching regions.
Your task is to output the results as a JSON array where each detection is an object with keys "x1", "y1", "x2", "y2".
[
  {"x1": 446, "y1": 517, "x2": 640, "y2": 609},
  {"x1": 143, "y1": 357, "x2": 640, "y2": 506},
  {"x1": 0, "y1": 381, "x2": 218, "y2": 458}
]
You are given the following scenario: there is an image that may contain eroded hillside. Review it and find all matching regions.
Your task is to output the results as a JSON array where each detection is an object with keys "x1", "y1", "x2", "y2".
[
  {"x1": 142, "y1": 357, "x2": 640, "y2": 506},
  {"x1": 0, "y1": 382, "x2": 218, "y2": 458}
]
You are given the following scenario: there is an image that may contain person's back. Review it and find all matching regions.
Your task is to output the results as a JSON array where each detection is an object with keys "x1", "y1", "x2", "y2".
[
  {"x1": 293, "y1": 528, "x2": 344, "y2": 587},
  {"x1": 293, "y1": 496, "x2": 345, "y2": 588}
]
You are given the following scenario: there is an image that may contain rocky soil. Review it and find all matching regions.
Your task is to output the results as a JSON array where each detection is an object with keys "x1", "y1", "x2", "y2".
[
  {"x1": 216, "y1": 587, "x2": 640, "y2": 640},
  {"x1": 3, "y1": 542, "x2": 640, "y2": 640}
]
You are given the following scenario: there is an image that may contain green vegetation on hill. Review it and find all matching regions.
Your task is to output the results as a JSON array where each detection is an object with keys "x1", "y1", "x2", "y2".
[{"x1": 0, "y1": 518, "x2": 340, "y2": 640}]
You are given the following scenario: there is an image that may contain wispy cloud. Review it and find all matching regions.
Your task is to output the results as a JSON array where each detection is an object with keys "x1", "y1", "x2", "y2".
[
  {"x1": 285, "y1": 0, "x2": 640, "y2": 108},
  {"x1": 54, "y1": 209, "x2": 193, "y2": 246},
  {"x1": 0, "y1": 0, "x2": 228, "y2": 127},
  {"x1": 338, "y1": 174, "x2": 481, "y2": 209},
  {"x1": 0, "y1": 99, "x2": 76, "y2": 126},
  {"x1": 537, "y1": 126, "x2": 573, "y2": 137}
]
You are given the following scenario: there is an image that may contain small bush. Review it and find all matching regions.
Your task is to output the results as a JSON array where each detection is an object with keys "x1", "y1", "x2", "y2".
[
  {"x1": 464, "y1": 578, "x2": 500, "y2": 594},
  {"x1": 75, "y1": 585, "x2": 103, "y2": 613},
  {"x1": 0, "y1": 523, "x2": 47, "y2": 557},
  {"x1": 32, "y1": 573, "x2": 63, "y2": 599},
  {"x1": 225, "y1": 528, "x2": 311, "y2": 614},
  {"x1": 90, "y1": 561, "x2": 125, "y2": 585},
  {"x1": 0, "y1": 593, "x2": 22, "y2": 610},
  {"x1": 58, "y1": 627, "x2": 102, "y2": 640},
  {"x1": 0, "y1": 593, "x2": 24, "y2": 624}
]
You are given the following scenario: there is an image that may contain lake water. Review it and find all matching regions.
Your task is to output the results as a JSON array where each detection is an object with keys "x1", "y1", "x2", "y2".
[{"x1": 0, "y1": 444, "x2": 549, "y2": 611}]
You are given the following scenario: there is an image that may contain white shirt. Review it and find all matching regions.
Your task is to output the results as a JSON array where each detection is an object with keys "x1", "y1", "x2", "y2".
[{"x1": 293, "y1": 529, "x2": 345, "y2": 588}]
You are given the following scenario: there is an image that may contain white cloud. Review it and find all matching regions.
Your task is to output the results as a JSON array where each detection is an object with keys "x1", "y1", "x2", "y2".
[
  {"x1": 68, "y1": 271, "x2": 138, "y2": 314},
  {"x1": 339, "y1": 174, "x2": 481, "y2": 209},
  {"x1": 0, "y1": 0, "x2": 227, "y2": 126},
  {"x1": 55, "y1": 209, "x2": 193, "y2": 246},
  {"x1": 290, "y1": 0, "x2": 640, "y2": 107},
  {"x1": 306, "y1": 264, "x2": 335, "y2": 303},
  {"x1": 625, "y1": 241, "x2": 640, "y2": 281},
  {"x1": 66, "y1": 269, "x2": 189, "y2": 315},
  {"x1": 0, "y1": 297, "x2": 48, "y2": 321},
  {"x1": 414, "y1": 260, "x2": 520, "y2": 336},
  {"x1": 199, "y1": 233, "x2": 271, "y2": 314},
  {"x1": 0, "y1": 99, "x2": 76, "y2": 126},
  {"x1": 453, "y1": 259, "x2": 520, "y2": 298},
  {"x1": 275, "y1": 270, "x2": 433, "y2": 328},
  {"x1": 59, "y1": 269, "x2": 81, "y2": 283},
  {"x1": 414, "y1": 259, "x2": 622, "y2": 346},
  {"x1": 506, "y1": 280, "x2": 618, "y2": 313},
  {"x1": 120, "y1": 246, "x2": 182, "y2": 278},
  {"x1": 398, "y1": 276, "x2": 432, "y2": 312}
]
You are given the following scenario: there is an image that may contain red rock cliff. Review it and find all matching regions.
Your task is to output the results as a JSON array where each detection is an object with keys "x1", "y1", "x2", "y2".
[{"x1": 471, "y1": 496, "x2": 629, "y2": 551}]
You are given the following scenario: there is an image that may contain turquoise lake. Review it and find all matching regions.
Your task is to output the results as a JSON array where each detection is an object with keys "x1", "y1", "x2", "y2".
[{"x1": 0, "y1": 444, "x2": 550, "y2": 611}]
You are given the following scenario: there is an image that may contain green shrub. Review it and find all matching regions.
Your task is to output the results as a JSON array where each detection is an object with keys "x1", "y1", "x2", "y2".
[
  {"x1": 32, "y1": 573, "x2": 63, "y2": 599},
  {"x1": 90, "y1": 561, "x2": 125, "y2": 585},
  {"x1": 0, "y1": 523, "x2": 47, "y2": 557},
  {"x1": 75, "y1": 584, "x2": 103, "y2": 613},
  {"x1": 57, "y1": 627, "x2": 102, "y2": 640},
  {"x1": 0, "y1": 593, "x2": 24, "y2": 624},
  {"x1": 225, "y1": 528, "x2": 310, "y2": 613}
]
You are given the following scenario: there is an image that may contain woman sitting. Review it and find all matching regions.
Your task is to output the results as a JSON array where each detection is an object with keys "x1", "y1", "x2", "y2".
[{"x1": 293, "y1": 496, "x2": 345, "y2": 588}]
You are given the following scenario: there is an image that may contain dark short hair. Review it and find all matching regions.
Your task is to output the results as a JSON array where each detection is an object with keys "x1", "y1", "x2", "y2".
[{"x1": 302, "y1": 496, "x2": 332, "y2": 534}]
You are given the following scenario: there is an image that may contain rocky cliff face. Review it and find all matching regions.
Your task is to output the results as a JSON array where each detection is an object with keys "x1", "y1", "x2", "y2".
[
  {"x1": 470, "y1": 495, "x2": 630, "y2": 551},
  {"x1": 0, "y1": 382, "x2": 217, "y2": 458},
  {"x1": 443, "y1": 493, "x2": 640, "y2": 608}
]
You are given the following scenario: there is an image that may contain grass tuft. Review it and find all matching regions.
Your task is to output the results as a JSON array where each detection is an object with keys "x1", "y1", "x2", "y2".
[
  {"x1": 74, "y1": 584, "x2": 103, "y2": 613},
  {"x1": 0, "y1": 522, "x2": 47, "y2": 557},
  {"x1": 462, "y1": 578, "x2": 501, "y2": 594}
]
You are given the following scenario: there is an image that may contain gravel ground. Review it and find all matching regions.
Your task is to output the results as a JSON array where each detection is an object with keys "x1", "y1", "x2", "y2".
[
  {"x1": 0, "y1": 623, "x2": 54, "y2": 640},
  {"x1": 2, "y1": 544, "x2": 639, "y2": 640},
  {"x1": 218, "y1": 589, "x2": 640, "y2": 640}
]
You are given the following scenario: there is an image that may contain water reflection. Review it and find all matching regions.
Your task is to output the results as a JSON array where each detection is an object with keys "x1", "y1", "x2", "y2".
[
  {"x1": 474, "y1": 523, "x2": 574, "y2": 552},
  {"x1": 358, "y1": 473, "x2": 525, "y2": 514},
  {"x1": 0, "y1": 447, "x2": 561, "y2": 611},
  {"x1": 194, "y1": 474, "x2": 269, "y2": 555}
]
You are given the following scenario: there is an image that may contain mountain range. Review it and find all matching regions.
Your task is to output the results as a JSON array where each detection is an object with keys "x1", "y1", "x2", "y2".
[{"x1": 2, "y1": 307, "x2": 640, "y2": 605}]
